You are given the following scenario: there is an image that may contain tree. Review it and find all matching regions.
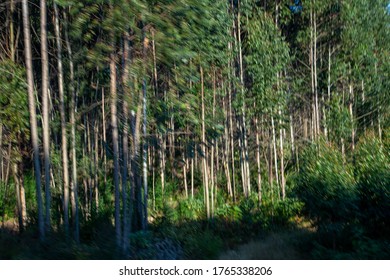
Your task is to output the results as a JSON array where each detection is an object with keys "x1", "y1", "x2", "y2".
[
  {"x1": 53, "y1": 2, "x2": 70, "y2": 235},
  {"x1": 41, "y1": 0, "x2": 51, "y2": 231},
  {"x1": 21, "y1": 0, "x2": 44, "y2": 240}
]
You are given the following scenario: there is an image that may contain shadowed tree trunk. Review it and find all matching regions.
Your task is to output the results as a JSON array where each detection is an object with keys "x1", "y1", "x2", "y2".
[
  {"x1": 64, "y1": 11, "x2": 79, "y2": 243},
  {"x1": 41, "y1": 0, "x2": 51, "y2": 232},
  {"x1": 22, "y1": 0, "x2": 44, "y2": 240},
  {"x1": 110, "y1": 43, "x2": 121, "y2": 247},
  {"x1": 54, "y1": 2, "x2": 70, "y2": 235}
]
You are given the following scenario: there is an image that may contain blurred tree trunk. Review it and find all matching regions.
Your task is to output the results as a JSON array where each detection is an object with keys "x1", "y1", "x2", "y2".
[
  {"x1": 22, "y1": 0, "x2": 44, "y2": 240},
  {"x1": 40, "y1": 0, "x2": 51, "y2": 231},
  {"x1": 110, "y1": 42, "x2": 121, "y2": 247},
  {"x1": 54, "y1": 2, "x2": 70, "y2": 235},
  {"x1": 142, "y1": 31, "x2": 148, "y2": 230},
  {"x1": 122, "y1": 32, "x2": 131, "y2": 253},
  {"x1": 64, "y1": 11, "x2": 79, "y2": 242},
  {"x1": 201, "y1": 66, "x2": 210, "y2": 218}
]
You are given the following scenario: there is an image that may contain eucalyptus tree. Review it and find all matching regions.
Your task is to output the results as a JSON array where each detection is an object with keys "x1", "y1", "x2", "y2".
[
  {"x1": 21, "y1": 0, "x2": 44, "y2": 240},
  {"x1": 53, "y1": 2, "x2": 70, "y2": 235},
  {"x1": 40, "y1": 0, "x2": 51, "y2": 231},
  {"x1": 244, "y1": 5, "x2": 290, "y2": 201}
]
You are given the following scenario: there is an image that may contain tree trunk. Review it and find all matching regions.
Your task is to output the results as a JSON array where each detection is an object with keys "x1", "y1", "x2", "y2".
[
  {"x1": 237, "y1": 0, "x2": 250, "y2": 197},
  {"x1": 279, "y1": 110, "x2": 285, "y2": 200},
  {"x1": 211, "y1": 70, "x2": 217, "y2": 217},
  {"x1": 271, "y1": 116, "x2": 279, "y2": 200},
  {"x1": 102, "y1": 88, "x2": 107, "y2": 187},
  {"x1": 325, "y1": 46, "x2": 331, "y2": 141},
  {"x1": 313, "y1": 2, "x2": 320, "y2": 137},
  {"x1": 201, "y1": 66, "x2": 210, "y2": 219},
  {"x1": 349, "y1": 83, "x2": 355, "y2": 151},
  {"x1": 223, "y1": 95, "x2": 232, "y2": 197},
  {"x1": 160, "y1": 135, "x2": 166, "y2": 196},
  {"x1": 191, "y1": 155, "x2": 194, "y2": 199},
  {"x1": 54, "y1": 3, "x2": 70, "y2": 235},
  {"x1": 255, "y1": 117, "x2": 262, "y2": 206},
  {"x1": 41, "y1": 0, "x2": 51, "y2": 232},
  {"x1": 268, "y1": 127, "x2": 274, "y2": 205},
  {"x1": 228, "y1": 78, "x2": 236, "y2": 202},
  {"x1": 122, "y1": 32, "x2": 131, "y2": 253},
  {"x1": 9, "y1": 0, "x2": 15, "y2": 62},
  {"x1": 64, "y1": 12, "x2": 79, "y2": 242},
  {"x1": 310, "y1": 2, "x2": 317, "y2": 140},
  {"x1": 22, "y1": 0, "x2": 44, "y2": 240},
  {"x1": 110, "y1": 45, "x2": 122, "y2": 247},
  {"x1": 142, "y1": 51, "x2": 148, "y2": 231}
]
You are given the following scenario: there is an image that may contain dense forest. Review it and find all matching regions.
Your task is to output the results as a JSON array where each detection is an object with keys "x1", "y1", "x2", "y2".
[{"x1": 0, "y1": 0, "x2": 389, "y2": 259}]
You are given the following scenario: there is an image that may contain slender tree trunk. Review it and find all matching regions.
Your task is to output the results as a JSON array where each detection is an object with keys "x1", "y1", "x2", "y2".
[
  {"x1": 22, "y1": 0, "x2": 44, "y2": 240},
  {"x1": 255, "y1": 117, "x2": 262, "y2": 206},
  {"x1": 228, "y1": 79, "x2": 236, "y2": 202},
  {"x1": 223, "y1": 96, "x2": 232, "y2": 197},
  {"x1": 290, "y1": 114, "x2": 298, "y2": 170},
  {"x1": 325, "y1": 46, "x2": 332, "y2": 141},
  {"x1": 102, "y1": 88, "x2": 107, "y2": 187},
  {"x1": 160, "y1": 135, "x2": 166, "y2": 196},
  {"x1": 142, "y1": 78, "x2": 148, "y2": 230},
  {"x1": 268, "y1": 127, "x2": 274, "y2": 205},
  {"x1": 279, "y1": 110, "x2": 285, "y2": 200},
  {"x1": 9, "y1": 0, "x2": 15, "y2": 61},
  {"x1": 201, "y1": 66, "x2": 210, "y2": 219},
  {"x1": 54, "y1": 3, "x2": 70, "y2": 235},
  {"x1": 210, "y1": 70, "x2": 217, "y2": 217},
  {"x1": 110, "y1": 45, "x2": 122, "y2": 247},
  {"x1": 310, "y1": 3, "x2": 317, "y2": 140},
  {"x1": 349, "y1": 83, "x2": 355, "y2": 151},
  {"x1": 191, "y1": 154, "x2": 194, "y2": 199},
  {"x1": 313, "y1": 2, "x2": 320, "y2": 136},
  {"x1": 142, "y1": 44, "x2": 148, "y2": 231},
  {"x1": 151, "y1": 31, "x2": 159, "y2": 205},
  {"x1": 64, "y1": 12, "x2": 79, "y2": 242},
  {"x1": 41, "y1": 0, "x2": 51, "y2": 232},
  {"x1": 94, "y1": 121, "x2": 99, "y2": 212},
  {"x1": 130, "y1": 75, "x2": 143, "y2": 231},
  {"x1": 122, "y1": 32, "x2": 131, "y2": 253},
  {"x1": 183, "y1": 152, "x2": 188, "y2": 198},
  {"x1": 271, "y1": 116, "x2": 279, "y2": 199},
  {"x1": 237, "y1": 0, "x2": 250, "y2": 197}
]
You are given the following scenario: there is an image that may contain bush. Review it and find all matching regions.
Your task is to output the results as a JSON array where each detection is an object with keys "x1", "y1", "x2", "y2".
[
  {"x1": 295, "y1": 141, "x2": 358, "y2": 236},
  {"x1": 355, "y1": 132, "x2": 390, "y2": 239}
]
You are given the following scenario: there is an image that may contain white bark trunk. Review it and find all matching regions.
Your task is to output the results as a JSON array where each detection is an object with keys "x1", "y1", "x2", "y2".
[{"x1": 22, "y1": 0, "x2": 44, "y2": 240}]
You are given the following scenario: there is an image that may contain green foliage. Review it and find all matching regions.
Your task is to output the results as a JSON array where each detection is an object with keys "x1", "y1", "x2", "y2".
[
  {"x1": 295, "y1": 141, "x2": 357, "y2": 227},
  {"x1": 176, "y1": 198, "x2": 204, "y2": 221},
  {"x1": 354, "y1": 132, "x2": 390, "y2": 239},
  {"x1": 244, "y1": 9, "x2": 290, "y2": 115},
  {"x1": 0, "y1": 60, "x2": 30, "y2": 145},
  {"x1": 215, "y1": 203, "x2": 242, "y2": 221},
  {"x1": 0, "y1": 182, "x2": 16, "y2": 221},
  {"x1": 325, "y1": 95, "x2": 353, "y2": 145},
  {"x1": 273, "y1": 198, "x2": 304, "y2": 226}
]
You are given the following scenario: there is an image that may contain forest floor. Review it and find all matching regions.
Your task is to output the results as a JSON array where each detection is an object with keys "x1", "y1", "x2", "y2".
[{"x1": 219, "y1": 218, "x2": 316, "y2": 260}]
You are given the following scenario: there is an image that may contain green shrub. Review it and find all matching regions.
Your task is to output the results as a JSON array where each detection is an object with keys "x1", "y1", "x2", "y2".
[
  {"x1": 295, "y1": 141, "x2": 357, "y2": 226},
  {"x1": 355, "y1": 132, "x2": 390, "y2": 239}
]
